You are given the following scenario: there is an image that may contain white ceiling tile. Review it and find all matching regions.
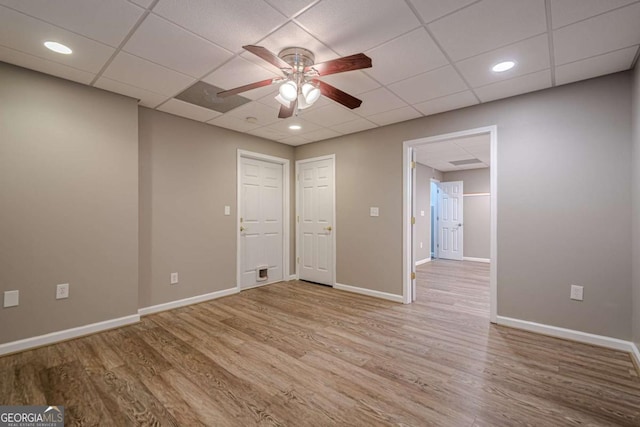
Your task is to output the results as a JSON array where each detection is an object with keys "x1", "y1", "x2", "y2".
[
  {"x1": 244, "y1": 84, "x2": 280, "y2": 102},
  {"x1": 555, "y1": 46, "x2": 638, "y2": 86},
  {"x1": 550, "y1": 0, "x2": 638, "y2": 29},
  {"x1": 408, "y1": 0, "x2": 478, "y2": 23},
  {"x1": 417, "y1": 141, "x2": 458, "y2": 153},
  {"x1": 0, "y1": 6, "x2": 115, "y2": 73},
  {"x1": 553, "y1": 2, "x2": 640, "y2": 65},
  {"x1": 226, "y1": 101, "x2": 281, "y2": 126},
  {"x1": 454, "y1": 134, "x2": 491, "y2": 150},
  {"x1": 428, "y1": 0, "x2": 547, "y2": 61},
  {"x1": 203, "y1": 56, "x2": 280, "y2": 92},
  {"x1": 319, "y1": 70, "x2": 380, "y2": 96},
  {"x1": 248, "y1": 126, "x2": 289, "y2": 141},
  {"x1": 298, "y1": 103, "x2": 361, "y2": 127},
  {"x1": 295, "y1": 0, "x2": 421, "y2": 55},
  {"x1": 0, "y1": 45, "x2": 95, "y2": 84},
  {"x1": 264, "y1": 0, "x2": 316, "y2": 18},
  {"x1": 256, "y1": 22, "x2": 337, "y2": 64},
  {"x1": 94, "y1": 77, "x2": 168, "y2": 107},
  {"x1": 0, "y1": 0, "x2": 144, "y2": 47},
  {"x1": 475, "y1": 69, "x2": 551, "y2": 103},
  {"x1": 129, "y1": 0, "x2": 154, "y2": 8},
  {"x1": 264, "y1": 117, "x2": 323, "y2": 134},
  {"x1": 102, "y1": 51, "x2": 195, "y2": 96},
  {"x1": 331, "y1": 118, "x2": 378, "y2": 134},
  {"x1": 157, "y1": 98, "x2": 221, "y2": 122},
  {"x1": 365, "y1": 28, "x2": 448, "y2": 84},
  {"x1": 207, "y1": 114, "x2": 262, "y2": 133},
  {"x1": 153, "y1": 0, "x2": 287, "y2": 53},
  {"x1": 123, "y1": 14, "x2": 233, "y2": 77},
  {"x1": 429, "y1": 151, "x2": 475, "y2": 162},
  {"x1": 413, "y1": 91, "x2": 478, "y2": 116},
  {"x1": 279, "y1": 135, "x2": 312, "y2": 145},
  {"x1": 456, "y1": 34, "x2": 550, "y2": 88},
  {"x1": 297, "y1": 128, "x2": 342, "y2": 142},
  {"x1": 354, "y1": 87, "x2": 407, "y2": 116},
  {"x1": 367, "y1": 106, "x2": 422, "y2": 126},
  {"x1": 388, "y1": 66, "x2": 468, "y2": 104}
]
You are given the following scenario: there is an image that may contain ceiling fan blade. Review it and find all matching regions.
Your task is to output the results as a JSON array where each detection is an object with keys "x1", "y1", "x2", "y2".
[
  {"x1": 243, "y1": 45, "x2": 292, "y2": 73},
  {"x1": 278, "y1": 98, "x2": 297, "y2": 118},
  {"x1": 314, "y1": 80, "x2": 362, "y2": 109},
  {"x1": 304, "y1": 53, "x2": 372, "y2": 76},
  {"x1": 217, "y1": 78, "x2": 281, "y2": 98}
]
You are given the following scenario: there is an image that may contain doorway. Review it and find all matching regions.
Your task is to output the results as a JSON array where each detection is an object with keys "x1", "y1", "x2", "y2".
[
  {"x1": 403, "y1": 126, "x2": 497, "y2": 323},
  {"x1": 237, "y1": 150, "x2": 290, "y2": 291}
]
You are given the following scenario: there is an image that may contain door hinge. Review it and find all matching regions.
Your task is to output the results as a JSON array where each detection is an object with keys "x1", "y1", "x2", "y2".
[
  {"x1": 297, "y1": 257, "x2": 300, "y2": 264},
  {"x1": 411, "y1": 272, "x2": 416, "y2": 280},
  {"x1": 297, "y1": 215, "x2": 299, "y2": 223},
  {"x1": 411, "y1": 161, "x2": 416, "y2": 169},
  {"x1": 240, "y1": 217, "x2": 243, "y2": 223},
  {"x1": 411, "y1": 216, "x2": 416, "y2": 225}
]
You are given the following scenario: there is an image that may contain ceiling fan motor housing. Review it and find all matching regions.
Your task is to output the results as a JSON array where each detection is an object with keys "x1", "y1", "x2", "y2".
[{"x1": 278, "y1": 47, "x2": 315, "y2": 73}]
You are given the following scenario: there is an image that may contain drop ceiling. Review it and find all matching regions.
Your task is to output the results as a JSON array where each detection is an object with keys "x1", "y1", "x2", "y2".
[
  {"x1": 415, "y1": 133, "x2": 490, "y2": 172},
  {"x1": 1, "y1": 0, "x2": 639, "y2": 146}
]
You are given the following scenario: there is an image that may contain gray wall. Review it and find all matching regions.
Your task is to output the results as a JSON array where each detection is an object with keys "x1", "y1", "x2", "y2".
[
  {"x1": 442, "y1": 168, "x2": 490, "y2": 259},
  {"x1": 633, "y1": 63, "x2": 640, "y2": 348},
  {"x1": 138, "y1": 108, "x2": 295, "y2": 308},
  {"x1": 0, "y1": 63, "x2": 139, "y2": 344},
  {"x1": 296, "y1": 72, "x2": 633, "y2": 340},
  {"x1": 414, "y1": 163, "x2": 442, "y2": 262}
]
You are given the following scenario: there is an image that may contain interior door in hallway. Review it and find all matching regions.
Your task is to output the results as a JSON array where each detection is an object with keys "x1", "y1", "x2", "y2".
[
  {"x1": 239, "y1": 157, "x2": 284, "y2": 289},
  {"x1": 297, "y1": 156, "x2": 335, "y2": 286},
  {"x1": 438, "y1": 181, "x2": 463, "y2": 260}
]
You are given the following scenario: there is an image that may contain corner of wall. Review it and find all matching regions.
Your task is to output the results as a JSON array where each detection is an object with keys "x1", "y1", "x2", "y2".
[{"x1": 632, "y1": 62, "x2": 640, "y2": 349}]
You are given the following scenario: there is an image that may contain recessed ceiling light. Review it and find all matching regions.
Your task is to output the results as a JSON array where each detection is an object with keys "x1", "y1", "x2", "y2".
[
  {"x1": 492, "y1": 61, "x2": 515, "y2": 72},
  {"x1": 44, "y1": 41, "x2": 72, "y2": 55},
  {"x1": 289, "y1": 124, "x2": 302, "y2": 130}
]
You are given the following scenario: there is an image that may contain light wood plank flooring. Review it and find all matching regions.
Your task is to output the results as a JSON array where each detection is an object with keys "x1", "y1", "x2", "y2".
[{"x1": 1, "y1": 260, "x2": 639, "y2": 426}]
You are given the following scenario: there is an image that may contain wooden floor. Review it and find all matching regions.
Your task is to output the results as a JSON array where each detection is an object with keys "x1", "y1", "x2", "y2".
[{"x1": 2, "y1": 260, "x2": 640, "y2": 426}]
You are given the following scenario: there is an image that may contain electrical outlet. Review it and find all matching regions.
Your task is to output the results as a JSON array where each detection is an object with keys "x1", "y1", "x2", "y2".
[
  {"x1": 170, "y1": 272, "x2": 179, "y2": 285},
  {"x1": 56, "y1": 283, "x2": 69, "y2": 299},
  {"x1": 570, "y1": 284, "x2": 583, "y2": 301},
  {"x1": 224, "y1": 205, "x2": 230, "y2": 216},
  {"x1": 4, "y1": 290, "x2": 19, "y2": 308},
  {"x1": 420, "y1": 242, "x2": 423, "y2": 248},
  {"x1": 370, "y1": 207, "x2": 379, "y2": 217}
]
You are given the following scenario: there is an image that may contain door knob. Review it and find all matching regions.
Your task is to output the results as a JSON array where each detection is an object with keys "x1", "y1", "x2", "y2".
[
  {"x1": 325, "y1": 226, "x2": 332, "y2": 231},
  {"x1": 458, "y1": 223, "x2": 463, "y2": 227}
]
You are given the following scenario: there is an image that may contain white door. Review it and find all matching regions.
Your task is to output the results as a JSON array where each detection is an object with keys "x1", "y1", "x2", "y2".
[
  {"x1": 239, "y1": 158, "x2": 284, "y2": 289},
  {"x1": 410, "y1": 151, "x2": 417, "y2": 301},
  {"x1": 438, "y1": 181, "x2": 463, "y2": 260},
  {"x1": 297, "y1": 157, "x2": 334, "y2": 285}
]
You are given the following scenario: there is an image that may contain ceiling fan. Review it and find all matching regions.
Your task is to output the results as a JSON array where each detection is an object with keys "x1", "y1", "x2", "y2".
[{"x1": 217, "y1": 45, "x2": 372, "y2": 119}]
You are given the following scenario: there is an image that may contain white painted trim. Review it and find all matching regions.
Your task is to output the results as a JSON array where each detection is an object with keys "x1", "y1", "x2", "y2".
[
  {"x1": 138, "y1": 287, "x2": 238, "y2": 316},
  {"x1": 497, "y1": 316, "x2": 636, "y2": 353},
  {"x1": 463, "y1": 257, "x2": 490, "y2": 263},
  {"x1": 415, "y1": 257, "x2": 431, "y2": 266},
  {"x1": 288, "y1": 274, "x2": 298, "y2": 281},
  {"x1": 237, "y1": 150, "x2": 290, "y2": 292},
  {"x1": 334, "y1": 283, "x2": 403, "y2": 303},
  {"x1": 295, "y1": 154, "x2": 337, "y2": 286},
  {"x1": 0, "y1": 314, "x2": 139, "y2": 357},
  {"x1": 403, "y1": 125, "x2": 498, "y2": 324},
  {"x1": 463, "y1": 192, "x2": 490, "y2": 197}
]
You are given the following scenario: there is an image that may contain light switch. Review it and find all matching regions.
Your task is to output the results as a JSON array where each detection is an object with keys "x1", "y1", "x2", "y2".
[
  {"x1": 370, "y1": 207, "x2": 379, "y2": 217},
  {"x1": 4, "y1": 290, "x2": 19, "y2": 308},
  {"x1": 420, "y1": 210, "x2": 425, "y2": 216},
  {"x1": 224, "y1": 205, "x2": 231, "y2": 216}
]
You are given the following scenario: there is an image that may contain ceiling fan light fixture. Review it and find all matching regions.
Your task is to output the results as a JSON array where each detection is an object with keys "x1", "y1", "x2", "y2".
[
  {"x1": 302, "y1": 82, "x2": 321, "y2": 105},
  {"x1": 492, "y1": 60, "x2": 516, "y2": 72},
  {"x1": 297, "y1": 93, "x2": 311, "y2": 110},
  {"x1": 275, "y1": 93, "x2": 291, "y2": 107},
  {"x1": 279, "y1": 80, "x2": 298, "y2": 102}
]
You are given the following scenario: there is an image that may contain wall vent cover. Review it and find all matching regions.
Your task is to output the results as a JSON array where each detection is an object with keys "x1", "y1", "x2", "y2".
[{"x1": 449, "y1": 158, "x2": 483, "y2": 166}]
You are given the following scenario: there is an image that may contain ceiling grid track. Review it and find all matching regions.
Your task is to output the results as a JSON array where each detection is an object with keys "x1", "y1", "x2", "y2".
[{"x1": 544, "y1": 0, "x2": 557, "y2": 86}]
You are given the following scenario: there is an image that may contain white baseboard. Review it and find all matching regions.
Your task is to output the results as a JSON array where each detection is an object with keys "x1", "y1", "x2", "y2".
[
  {"x1": 0, "y1": 314, "x2": 139, "y2": 357},
  {"x1": 463, "y1": 257, "x2": 490, "y2": 263},
  {"x1": 415, "y1": 258, "x2": 431, "y2": 266},
  {"x1": 496, "y1": 316, "x2": 637, "y2": 354},
  {"x1": 138, "y1": 287, "x2": 238, "y2": 316},
  {"x1": 288, "y1": 274, "x2": 298, "y2": 281},
  {"x1": 334, "y1": 283, "x2": 403, "y2": 303}
]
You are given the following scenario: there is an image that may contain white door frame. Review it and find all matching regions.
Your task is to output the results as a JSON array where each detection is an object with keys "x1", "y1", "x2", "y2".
[
  {"x1": 295, "y1": 154, "x2": 337, "y2": 285},
  {"x1": 403, "y1": 126, "x2": 498, "y2": 323},
  {"x1": 430, "y1": 178, "x2": 440, "y2": 260},
  {"x1": 237, "y1": 149, "x2": 290, "y2": 291}
]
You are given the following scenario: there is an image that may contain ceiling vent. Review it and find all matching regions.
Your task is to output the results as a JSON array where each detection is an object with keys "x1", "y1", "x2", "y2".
[
  {"x1": 449, "y1": 158, "x2": 483, "y2": 166},
  {"x1": 175, "y1": 81, "x2": 250, "y2": 113}
]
